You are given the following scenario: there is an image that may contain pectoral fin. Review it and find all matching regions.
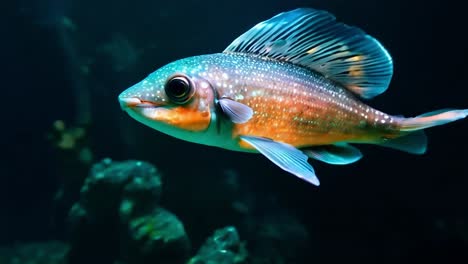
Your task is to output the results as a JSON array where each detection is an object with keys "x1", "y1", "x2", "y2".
[
  {"x1": 303, "y1": 143, "x2": 363, "y2": 165},
  {"x1": 240, "y1": 135, "x2": 320, "y2": 186},
  {"x1": 218, "y1": 98, "x2": 254, "y2": 124}
]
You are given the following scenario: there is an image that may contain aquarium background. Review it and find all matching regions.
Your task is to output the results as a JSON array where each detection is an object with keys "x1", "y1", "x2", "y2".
[{"x1": 3, "y1": 0, "x2": 468, "y2": 263}]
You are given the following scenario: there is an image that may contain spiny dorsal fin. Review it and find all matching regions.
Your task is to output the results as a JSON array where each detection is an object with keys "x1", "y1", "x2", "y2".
[{"x1": 224, "y1": 8, "x2": 393, "y2": 99}]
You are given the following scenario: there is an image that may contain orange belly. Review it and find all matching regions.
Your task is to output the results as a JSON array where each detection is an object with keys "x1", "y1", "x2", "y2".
[{"x1": 230, "y1": 95, "x2": 397, "y2": 150}]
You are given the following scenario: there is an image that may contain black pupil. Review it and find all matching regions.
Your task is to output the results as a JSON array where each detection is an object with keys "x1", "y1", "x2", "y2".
[{"x1": 168, "y1": 78, "x2": 188, "y2": 98}]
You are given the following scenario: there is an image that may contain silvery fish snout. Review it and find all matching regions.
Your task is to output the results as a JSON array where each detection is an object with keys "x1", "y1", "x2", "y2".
[
  {"x1": 118, "y1": 80, "x2": 165, "y2": 110},
  {"x1": 118, "y1": 81, "x2": 144, "y2": 109}
]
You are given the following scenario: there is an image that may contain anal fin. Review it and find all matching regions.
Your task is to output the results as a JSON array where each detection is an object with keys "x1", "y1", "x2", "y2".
[
  {"x1": 303, "y1": 143, "x2": 363, "y2": 165},
  {"x1": 379, "y1": 131, "x2": 427, "y2": 155}
]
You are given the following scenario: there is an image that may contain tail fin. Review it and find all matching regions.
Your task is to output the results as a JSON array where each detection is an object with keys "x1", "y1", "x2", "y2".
[
  {"x1": 378, "y1": 109, "x2": 467, "y2": 155},
  {"x1": 400, "y1": 109, "x2": 468, "y2": 132}
]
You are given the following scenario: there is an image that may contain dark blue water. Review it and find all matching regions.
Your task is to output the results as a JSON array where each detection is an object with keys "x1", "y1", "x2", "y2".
[{"x1": 3, "y1": 0, "x2": 467, "y2": 263}]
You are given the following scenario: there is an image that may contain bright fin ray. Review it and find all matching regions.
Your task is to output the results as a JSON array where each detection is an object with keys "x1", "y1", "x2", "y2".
[
  {"x1": 401, "y1": 109, "x2": 468, "y2": 132},
  {"x1": 218, "y1": 98, "x2": 254, "y2": 124},
  {"x1": 224, "y1": 8, "x2": 393, "y2": 99},
  {"x1": 303, "y1": 143, "x2": 363, "y2": 165},
  {"x1": 240, "y1": 136, "x2": 320, "y2": 186}
]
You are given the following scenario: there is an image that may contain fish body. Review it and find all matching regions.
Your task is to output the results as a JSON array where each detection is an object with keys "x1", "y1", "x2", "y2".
[
  {"x1": 146, "y1": 53, "x2": 400, "y2": 150},
  {"x1": 119, "y1": 8, "x2": 467, "y2": 186}
]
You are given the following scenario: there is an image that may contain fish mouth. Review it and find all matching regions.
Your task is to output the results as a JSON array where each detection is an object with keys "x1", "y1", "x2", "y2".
[{"x1": 118, "y1": 97, "x2": 161, "y2": 110}]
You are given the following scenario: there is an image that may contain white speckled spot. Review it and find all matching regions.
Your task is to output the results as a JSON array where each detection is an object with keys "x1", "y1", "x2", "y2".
[{"x1": 200, "y1": 81, "x2": 209, "y2": 89}]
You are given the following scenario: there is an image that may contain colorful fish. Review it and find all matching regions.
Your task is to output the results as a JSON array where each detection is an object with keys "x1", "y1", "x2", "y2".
[{"x1": 118, "y1": 8, "x2": 467, "y2": 186}]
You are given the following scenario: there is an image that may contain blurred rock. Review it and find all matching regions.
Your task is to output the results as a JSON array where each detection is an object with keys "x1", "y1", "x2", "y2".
[
  {"x1": 68, "y1": 158, "x2": 189, "y2": 264},
  {"x1": 47, "y1": 120, "x2": 94, "y2": 237},
  {"x1": 0, "y1": 241, "x2": 68, "y2": 264},
  {"x1": 188, "y1": 226, "x2": 248, "y2": 264},
  {"x1": 121, "y1": 208, "x2": 190, "y2": 264},
  {"x1": 79, "y1": 158, "x2": 162, "y2": 220}
]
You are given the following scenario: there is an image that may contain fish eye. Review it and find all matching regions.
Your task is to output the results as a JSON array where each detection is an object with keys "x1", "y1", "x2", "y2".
[{"x1": 164, "y1": 75, "x2": 194, "y2": 104}]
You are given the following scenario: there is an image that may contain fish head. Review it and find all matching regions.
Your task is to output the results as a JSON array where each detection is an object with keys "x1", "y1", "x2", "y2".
[{"x1": 118, "y1": 57, "x2": 217, "y2": 141}]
